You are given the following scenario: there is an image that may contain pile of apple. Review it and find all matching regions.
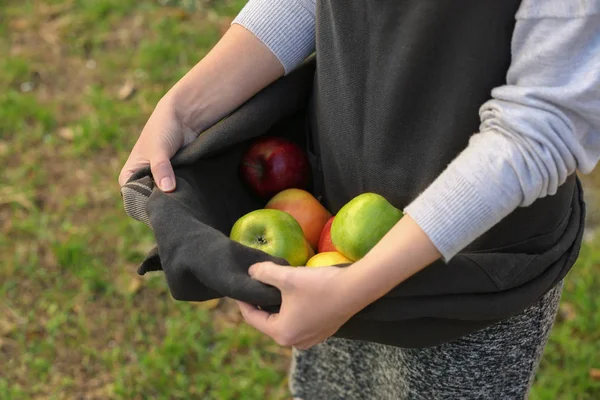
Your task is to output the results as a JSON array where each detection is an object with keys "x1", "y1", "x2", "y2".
[{"x1": 231, "y1": 136, "x2": 403, "y2": 268}]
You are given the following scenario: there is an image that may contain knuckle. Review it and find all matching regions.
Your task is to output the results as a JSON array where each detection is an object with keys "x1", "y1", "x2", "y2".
[
  {"x1": 279, "y1": 270, "x2": 295, "y2": 291},
  {"x1": 252, "y1": 264, "x2": 264, "y2": 278},
  {"x1": 151, "y1": 158, "x2": 170, "y2": 168},
  {"x1": 118, "y1": 165, "x2": 131, "y2": 179},
  {"x1": 150, "y1": 159, "x2": 171, "y2": 173},
  {"x1": 118, "y1": 170, "x2": 131, "y2": 187}
]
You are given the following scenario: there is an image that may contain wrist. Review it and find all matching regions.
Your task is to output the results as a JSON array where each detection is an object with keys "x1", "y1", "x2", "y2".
[
  {"x1": 161, "y1": 84, "x2": 213, "y2": 134},
  {"x1": 336, "y1": 215, "x2": 442, "y2": 310},
  {"x1": 159, "y1": 23, "x2": 284, "y2": 135},
  {"x1": 334, "y1": 262, "x2": 382, "y2": 314}
]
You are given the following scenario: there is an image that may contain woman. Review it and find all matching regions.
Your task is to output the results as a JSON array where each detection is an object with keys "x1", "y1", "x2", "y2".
[{"x1": 119, "y1": 0, "x2": 600, "y2": 398}]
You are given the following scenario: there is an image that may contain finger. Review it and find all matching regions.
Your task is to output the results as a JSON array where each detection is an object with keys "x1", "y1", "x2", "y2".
[
  {"x1": 119, "y1": 169, "x2": 133, "y2": 187},
  {"x1": 118, "y1": 156, "x2": 149, "y2": 187},
  {"x1": 248, "y1": 262, "x2": 294, "y2": 290},
  {"x1": 236, "y1": 301, "x2": 279, "y2": 338},
  {"x1": 150, "y1": 149, "x2": 176, "y2": 192}
]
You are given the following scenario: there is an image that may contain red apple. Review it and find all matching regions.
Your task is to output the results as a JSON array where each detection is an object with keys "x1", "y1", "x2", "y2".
[
  {"x1": 239, "y1": 136, "x2": 310, "y2": 200},
  {"x1": 317, "y1": 216, "x2": 338, "y2": 253}
]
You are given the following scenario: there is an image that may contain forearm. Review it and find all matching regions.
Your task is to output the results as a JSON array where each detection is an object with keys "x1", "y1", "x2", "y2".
[
  {"x1": 404, "y1": 11, "x2": 600, "y2": 260},
  {"x1": 343, "y1": 215, "x2": 441, "y2": 309},
  {"x1": 163, "y1": 24, "x2": 285, "y2": 133}
]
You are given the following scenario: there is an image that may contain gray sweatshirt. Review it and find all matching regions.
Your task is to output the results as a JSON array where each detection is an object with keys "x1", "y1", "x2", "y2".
[{"x1": 233, "y1": 0, "x2": 600, "y2": 261}]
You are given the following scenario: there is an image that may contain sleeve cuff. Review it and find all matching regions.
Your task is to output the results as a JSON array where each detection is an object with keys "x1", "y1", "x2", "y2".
[
  {"x1": 403, "y1": 167, "x2": 499, "y2": 262},
  {"x1": 232, "y1": 0, "x2": 316, "y2": 75}
]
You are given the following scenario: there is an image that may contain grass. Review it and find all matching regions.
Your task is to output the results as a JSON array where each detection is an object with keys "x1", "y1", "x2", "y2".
[{"x1": 0, "y1": 1, "x2": 598, "y2": 399}]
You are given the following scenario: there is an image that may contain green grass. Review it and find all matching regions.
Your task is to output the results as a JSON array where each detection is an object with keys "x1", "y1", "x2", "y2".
[
  {"x1": 1, "y1": 2, "x2": 290, "y2": 399},
  {"x1": 529, "y1": 241, "x2": 600, "y2": 399},
  {"x1": 0, "y1": 1, "x2": 598, "y2": 399}
]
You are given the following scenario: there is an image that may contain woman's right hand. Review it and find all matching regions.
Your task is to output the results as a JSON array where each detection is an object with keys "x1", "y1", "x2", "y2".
[
  {"x1": 118, "y1": 96, "x2": 198, "y2": 192},
  {"x1": 118, "y1": 24, "x2": 285, "y2": 192}
]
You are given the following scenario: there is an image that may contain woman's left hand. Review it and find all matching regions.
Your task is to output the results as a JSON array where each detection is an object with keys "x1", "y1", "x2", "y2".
[
  {"x1": 236, "y1": 216, "x2": 443, "y2": 350},
  {"x1": 235, "y1": 261, "x2": 364, "y2": 350}
]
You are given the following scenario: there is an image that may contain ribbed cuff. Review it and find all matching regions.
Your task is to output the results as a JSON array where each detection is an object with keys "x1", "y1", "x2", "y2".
[
  {"x1": 232, "y1": 0, "x2": 316, "y2": 75},
  {"x1": 403, "y1": 170, "x2": 496, "y2": 262}
]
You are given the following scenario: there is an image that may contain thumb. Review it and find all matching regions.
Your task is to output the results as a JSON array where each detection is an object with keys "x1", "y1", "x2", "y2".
[
  {"x1": 150, "y1": 150, "x2": 176, "y2": 192},
  {"x1": 249, "y1": 262, "x2": 294, "y2": 290}
]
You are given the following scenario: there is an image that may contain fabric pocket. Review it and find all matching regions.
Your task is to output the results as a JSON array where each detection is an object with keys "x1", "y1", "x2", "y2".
[
  {"x1": 146, "y1": 152, "x2": 285, "y2": 305},
  {"x1": 121, "y1": 54, "x2": 585, "y2": 348},
  {"x1": 123, "y1": 57, "x2": 317, "y2": 305},
  {"x1": 463, "y1": 206, "x2": 572, "y2": 290}
]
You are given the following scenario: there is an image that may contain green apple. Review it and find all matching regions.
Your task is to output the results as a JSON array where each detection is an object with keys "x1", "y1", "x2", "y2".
[
  {"x1": 331, "y1": 193, "x2": 403, "y2": 261},
  {"x1": 230, "y1": 208, "x2": 310, "y2": 266}
]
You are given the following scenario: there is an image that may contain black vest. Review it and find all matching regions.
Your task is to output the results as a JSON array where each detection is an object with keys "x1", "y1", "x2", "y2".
[{"x1": 307, "y1": 0, "x2": 585, "y2": 346}]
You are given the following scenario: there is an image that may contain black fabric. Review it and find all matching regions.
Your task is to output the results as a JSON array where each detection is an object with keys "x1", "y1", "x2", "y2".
[
  {"x1": 131, "y1": 59, "x2": 318, "y2": 306},
  {"x1": 304, "y1": 0, "x2": 585, "y2": 346},
  {"x1": 124, "y1": 0, "x2": 587, "y2": 348}
]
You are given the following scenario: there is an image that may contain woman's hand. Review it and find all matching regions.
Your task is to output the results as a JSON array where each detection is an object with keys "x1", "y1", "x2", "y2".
[
  {"x1": 118, "y1": 97, "x2": 198, "y2": 191},
  {"x1": 118, "y1": 24, "x2": 284, "y2": 191},
  {"x1": 236, "y1": 262, "x2": 365, "y2": 350},
  {"x1": 237, "y1": 215, "x2": 442, "y2": 349}
]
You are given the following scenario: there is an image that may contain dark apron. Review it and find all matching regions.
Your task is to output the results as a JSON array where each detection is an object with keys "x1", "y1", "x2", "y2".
[
  {"x1": 122, "y1": 0, "x2": 585, "y2": 348},
  {"x1": 308, "y1": 0, "x2": 584, "y2": 346}
]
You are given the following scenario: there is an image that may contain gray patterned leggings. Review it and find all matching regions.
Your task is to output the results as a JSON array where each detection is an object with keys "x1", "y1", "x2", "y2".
[{"x1": 289, "y1": 281, "x2": 563, "y2": 400}]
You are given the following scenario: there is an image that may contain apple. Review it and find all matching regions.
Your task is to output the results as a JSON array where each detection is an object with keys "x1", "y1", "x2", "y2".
[
  {"x1": 306, "y1": 251, "x2": 353, "y2": 268},
  {"x1": 230, "y1": 209, "x2": 311, "y2": 266},
  {"x1": 317, "y1": 216, "x2": 337, "y2": 253},
  {"x1": 265, "y1": 188, "x2": 332, "y2": 251},
  {"x1": 331, "y1": 193, "x2": 403, "y2": 261},
  {"x1": 239, "y1": 136, "x2": 311, "y2": 200}
]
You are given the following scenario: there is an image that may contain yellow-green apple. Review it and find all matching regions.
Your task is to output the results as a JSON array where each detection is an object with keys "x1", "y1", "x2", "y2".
[
  {"x1": 265, "y1": 188, "x2": 332, "y2": 251},
  {"x1": 239, "y1": 136, "x2": 310, "y2": 200},
  {"x1": 331, "y1": 193, "x2": 403, "y2": 261},
  {"x1": 305, "y1": 251, "x2": 352, "y2": 268},
  {"x1": 317, "y1": 216, "x2": 338, "y2": 253},
  {"x1": 230, "y1": 209, "x2": 311, "y2": 266}
]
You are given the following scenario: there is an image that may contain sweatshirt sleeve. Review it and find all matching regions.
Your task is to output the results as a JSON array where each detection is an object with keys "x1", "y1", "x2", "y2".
[
  {"x1": 232, "y1": 0, "x2": 316, "y2": 75},
  {"x1": 403, "y1": 3, "x2": 600, "y2": 261}
]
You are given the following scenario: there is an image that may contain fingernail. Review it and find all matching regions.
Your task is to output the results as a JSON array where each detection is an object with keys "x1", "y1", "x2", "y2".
[{"x1": 159, "y1": 177, "x2": 174, "y2": 191}]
